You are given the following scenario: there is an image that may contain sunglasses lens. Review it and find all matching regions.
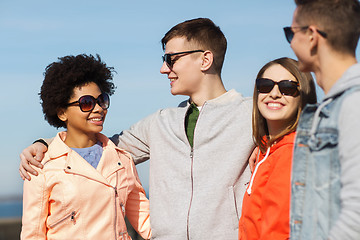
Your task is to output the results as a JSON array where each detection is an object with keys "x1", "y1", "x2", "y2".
[
  {"x1": 164, "y1": 54, "x2": 172, "y2": 68},
  {"x1": 284, "y1": 27, "x2": 294, "y2": 43},
  {"x1": 98, "y1": 93, "x2": 110, "y2": 110},
  {"x1": 256, "y1": 78, "x2": 275, "y2": 93},
  {"x1": 79, "y1": 96, "x2": 96, "y2": 112},
  {"x1": 278, "y1": 81, "x2": 299, "y2": 96},
  {"x1": 256, "y1": 78, "x2": 299, "y2": 96}
]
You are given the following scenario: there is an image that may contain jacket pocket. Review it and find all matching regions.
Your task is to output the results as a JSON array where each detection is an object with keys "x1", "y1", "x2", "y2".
[
  {"x1": 227, "y1": 186, "x2": 240, "y2": 230},
  {"x1": 48, "y1": 211, "x2": 77, "y2": 228},
  {"x1": 308, "y1": 130, "x2": 338, "y2": 151},
  {"x1": 308, "y1": 131, "x2": 340, "y2": 189}
]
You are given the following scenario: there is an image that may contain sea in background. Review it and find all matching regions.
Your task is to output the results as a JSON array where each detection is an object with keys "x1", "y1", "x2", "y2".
[
  {"x1": 0, "y1": 200, "x2": 22, "y2": 218},
  {"x1": 0, "y1": 197, "x2": 22, "y2": 240},
  {"x1": 0, "y1": 195, "x2": 22, "y2": 219}
]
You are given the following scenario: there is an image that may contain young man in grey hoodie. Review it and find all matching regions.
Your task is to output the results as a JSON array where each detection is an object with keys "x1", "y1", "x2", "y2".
[
  {"x1": 283, "y1": 0, "x2": 360, "y2": 239},
  {"x1": 19, "y1": 18, "x2": 254, "y2": 239}
]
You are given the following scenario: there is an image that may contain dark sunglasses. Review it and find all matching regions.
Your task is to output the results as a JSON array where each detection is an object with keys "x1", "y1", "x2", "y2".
[
  {"x1": 283, "y1": 26, "x2": 327, "y2": 43},
  {"x1": 162, "y1": 50, "x2": 204, "y2": 68},
  {"x1": 67, "y1": 93, "x2": 110, "y2": 112},
  {"x1": 256, "y1": 78, "x2": 299, "y2": 96}
]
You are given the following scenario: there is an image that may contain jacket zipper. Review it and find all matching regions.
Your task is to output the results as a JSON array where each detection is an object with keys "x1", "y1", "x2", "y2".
[
  {"x1": 187, "y1": 148, "x2": 194, "y2": 240},
  {"x1": 49, "y1": 211, "x2": 76, "y2": 228},
  {"x1": 114, "y1": 172, "x2": 118, "y2": 240},
  {"x1": 186, "y1": 102, "x2": 204, "y2": 240}
]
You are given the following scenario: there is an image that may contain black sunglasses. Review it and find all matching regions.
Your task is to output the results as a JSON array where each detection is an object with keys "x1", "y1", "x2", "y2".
[
  {"x1": 283, "y1": 26, "x2": 327, "y2": 43},
  {"x1": 162, "y1": 50, "x2": 204, "y2": 68},
  {"x1": 67, "y1": 93, "x2": 110, "y2": 112},
  {"x1": 256, "y1": 78, "x2": 299, "y2": 96}
]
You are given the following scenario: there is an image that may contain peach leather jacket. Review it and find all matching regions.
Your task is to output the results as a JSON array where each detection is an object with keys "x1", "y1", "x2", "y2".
[{"x1": 21, "y1": 132, "x2": 151, "y2": 240}]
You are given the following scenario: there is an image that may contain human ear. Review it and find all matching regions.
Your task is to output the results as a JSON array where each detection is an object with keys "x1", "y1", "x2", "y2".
[
  {"x1": 57, "y1": 108, "x2": 68, "y2": 122},
  {"x1": 200, "y1": 51, "x2": 213, "y2": 71},
  {"x1": 308, "y1": 26, "x2": 319, "y2": 53}
]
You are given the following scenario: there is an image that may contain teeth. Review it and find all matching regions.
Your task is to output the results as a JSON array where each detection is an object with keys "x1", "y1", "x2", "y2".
[
  {"x1": 90, "y1": 118, "x2": 102, "y2": 121},
  {"x1": 268, "y1": 103, "x2": 282, "y2": 108}
]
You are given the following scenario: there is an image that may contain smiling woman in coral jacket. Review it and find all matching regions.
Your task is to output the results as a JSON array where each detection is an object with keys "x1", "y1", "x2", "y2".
[
  {"x1": 21, "y1": 54, "x2": 151, "y2": 240},
  {"x1": 238, "y1": 57, "x2": 316, "y2": 240}
]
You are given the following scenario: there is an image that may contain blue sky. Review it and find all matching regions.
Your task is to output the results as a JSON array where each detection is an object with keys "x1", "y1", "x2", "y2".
[{"x1": 1, "y1": 0, "x2": 357, "y2": 199}]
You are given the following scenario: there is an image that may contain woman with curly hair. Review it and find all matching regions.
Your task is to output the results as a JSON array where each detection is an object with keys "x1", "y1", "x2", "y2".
[{"x1": 21, "y1": 54, "x2": 151, "y2": 240}]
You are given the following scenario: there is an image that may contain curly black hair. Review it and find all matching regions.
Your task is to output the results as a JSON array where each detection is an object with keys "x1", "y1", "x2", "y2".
[{"x1": 40, "y1": 54, "x2": 116, "y2": 128}]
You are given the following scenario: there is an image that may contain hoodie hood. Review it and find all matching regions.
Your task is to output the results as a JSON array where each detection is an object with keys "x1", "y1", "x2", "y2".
[
  {"x1": 325, "y1": 63, "x2": 360, "y2": 100},
  {"x1": 308, "y1": 63, "x2": 360, "y2": 141}
]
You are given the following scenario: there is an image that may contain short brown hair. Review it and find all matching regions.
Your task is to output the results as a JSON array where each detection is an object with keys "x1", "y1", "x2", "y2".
[
  {"x1": 252, "y1": 57, "x2": 317, "y2": 153},
  {"x1": 161, "y1": 18, "x2": 227, "y2": 74},
  {"x1": 295, "y1": 0, "x2": 360, "y2": 54}
]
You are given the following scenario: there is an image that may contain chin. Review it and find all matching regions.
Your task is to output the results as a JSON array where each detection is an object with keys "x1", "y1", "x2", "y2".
[
  {"x1": 297, "y1": 59, "x2": 313, "y2": 73},
  {"x1": 170, "y1": 89, "x2": 182, "y2": 96},
  {"x1": 91, "y1": 126, "x2": 104, "y2": 133}
]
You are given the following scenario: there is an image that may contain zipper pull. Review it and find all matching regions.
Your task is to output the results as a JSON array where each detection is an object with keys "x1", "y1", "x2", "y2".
[
  {"x1": 70, "y1": 211, "x2": 76, "y2": 225},
  {"x1": 114, "y1": 187, "x2": 118, "y2": 197},
  {"x1": 120, "y1": 203, "x2": 125, "y2": 213},
  {"x1": 190, "y1": 149, "x2": 194, "y2": 158}
]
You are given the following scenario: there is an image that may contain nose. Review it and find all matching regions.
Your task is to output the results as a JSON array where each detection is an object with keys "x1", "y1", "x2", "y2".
[
  {"x1": 269, "y1": 84, "x2": 282, "y2": 98},
  {"x1": 92, "y1": 101, "x2": 104, "y2": 112},
  {"x1": 160, "y1": 61, "x2": 171, "y2": 75}
]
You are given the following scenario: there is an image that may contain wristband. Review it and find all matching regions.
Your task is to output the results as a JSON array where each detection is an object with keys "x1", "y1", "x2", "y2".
[{"x1": 33, "y1": 139, "x2": 48, "y2": 149}]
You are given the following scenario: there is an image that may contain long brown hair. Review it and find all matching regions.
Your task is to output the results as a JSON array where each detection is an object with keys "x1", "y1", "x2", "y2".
[{"x1": 252, "y1": 57, "x2": 317, "y2": 153}]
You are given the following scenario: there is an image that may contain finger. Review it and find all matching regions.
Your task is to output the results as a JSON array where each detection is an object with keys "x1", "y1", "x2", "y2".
[
  {"x1": 19, "y1": 164, "x2": 31, "y2": 181},
  {"x1": 249, "y1": 161, "x2": 254, "y2": 173},
  {"x1": 20, "y1": 153, "x2": 39, "y2": 176},
  {"x1": 22, "y1": 150, "x2": 43, "y2": 169},
  {"x1": 34, "y1": 151, "x2": 45, "y2": 167},
  {"x1": 19, "y1": 168, "x2": 25, "y2": 180},
  {"x1": 248, "y1": 147, "x2": 258, "y2": 173}
]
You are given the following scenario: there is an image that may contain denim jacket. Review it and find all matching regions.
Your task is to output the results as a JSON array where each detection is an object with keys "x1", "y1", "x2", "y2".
[{"x1": 290, "y1": 63, "x2": 360, "y2": 240}]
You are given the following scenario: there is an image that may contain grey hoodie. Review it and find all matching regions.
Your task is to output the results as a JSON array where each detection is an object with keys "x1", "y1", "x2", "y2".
[
  {"x1": 326, "y1": 63, "x2": 360, "y2": 239},
  {"x1": 111, "y1": 89, "x2": 254, "y2": 239}
]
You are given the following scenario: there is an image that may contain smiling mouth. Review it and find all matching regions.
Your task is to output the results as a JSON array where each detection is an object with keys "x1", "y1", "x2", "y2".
[
  {"x1": 266, "y1": 102, "x2": 285, "y2": 110},
  {"x1": 89, "y1": 117, "x2": 102, "y2": 121},
  {"x1": 267, "y1": 102, "x2": 282, "y2": 107},
  {"x1": 169, "y1": 78, "x2": 177, "y2": 87},
  {"x1": 88, "y1": 117, "x2": 104, "y2": 123}
]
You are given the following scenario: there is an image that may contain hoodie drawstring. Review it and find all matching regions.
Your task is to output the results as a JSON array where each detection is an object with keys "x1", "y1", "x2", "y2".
[
  {"x1": 247, "y1": 147, "x2": 271, "y2": 195},
  {"x1": 309, "y1": 98, "x2": 333, "y2": 142}
]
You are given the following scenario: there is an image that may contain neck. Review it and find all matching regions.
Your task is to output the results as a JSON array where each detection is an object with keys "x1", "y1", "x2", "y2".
[
  {"x1": 189, "y1": 74, "x2": 226, "y2": 106},
  {"x1": 313, "y1": 47, "x2": 357, "y2": 94},
  {"x1": 64, "y1": 130, "x2": 97, "y2": 148},
  {"x1": 267, "y1": 120, "x2": 291, "y2": 140}
]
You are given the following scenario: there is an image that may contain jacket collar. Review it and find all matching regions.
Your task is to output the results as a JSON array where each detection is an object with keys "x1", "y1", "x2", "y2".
[
  {"x1": 184, "y1": 89, "x2": 244, "y2": 108},
  {"x1": 47, "y1": 132, "x2": 125, "y2": 186},
  {"x1": 260, "y1": 131, "x2": 297, "y2": 157}
]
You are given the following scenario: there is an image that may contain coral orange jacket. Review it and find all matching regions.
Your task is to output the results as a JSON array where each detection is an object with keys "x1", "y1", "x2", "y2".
[
  {"x1": 239, "y1": 132, "x2": 296, "y2": 240},
  {"x1": 21, "y1": 132, "x2": 151, "y2": 240}
]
